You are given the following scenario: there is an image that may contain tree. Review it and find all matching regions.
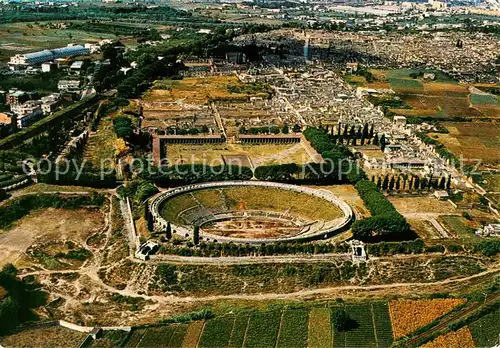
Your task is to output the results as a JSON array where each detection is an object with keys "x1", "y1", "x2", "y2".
[
  {"x1": 414, "y1": 176, "x2": 420, "y2": 190},
  {"x1": 193, "y1": 225, "x2": 200, "y2": 245},
  {"x1": 439, "y1": 176, "x2": 446, "y2": 190},
  {"x1": 166, "y1": 222, "x2": 172, "y2": 240},
  {"x1": 343, "y1": 124, "x2": 349, "y2": 137},
  {"x1": 147, "y1": 211, "x2": 154, "y2": 231},
  {"x1": 333, "y1": 309, "x2": 358, "y2": 332},
  {"x1": 282, "y1": 124, "x2": 289, "y2": 134},
  {"x1": 389, "y1": 176, "x2": 395, "y2": 191},
  {"x1": 373, "y1": 134, "x2": 379, "y2": 145},
  {"x1": 382, "y1": 175, "x2": 389, "y2": 190},
  {"x1": 380, "y1": 134, "x2": 386, "y2": 152},
  {"x1": 292, "y1": 124, "x2": 302, "y2": 133},
  {"x1": 362, "y1": 123, "x2": 369, "y2": 139}
]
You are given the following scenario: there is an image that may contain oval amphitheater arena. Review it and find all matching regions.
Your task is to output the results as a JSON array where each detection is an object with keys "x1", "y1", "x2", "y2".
[{"x1": 149, "y1": 181, "x2": 354, "y2": 245}]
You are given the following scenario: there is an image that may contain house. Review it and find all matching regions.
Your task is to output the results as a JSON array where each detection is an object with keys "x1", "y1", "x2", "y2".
[
  {"x1": 41, "y1": 62, "x2": 56, "y2": 73},
  {"x1": 10, "y1": 100, "x2": 42, "y2": 116},
  {"x1": 6, "y1": 90, "x2": 28, "y2": 105},
  {"x1": 393, "y1": 115, "x2": 407, "y2": 126},
  {"x1": 69, "y1": 61, "x2": 84, "y2": 75},
  {"x1": 423, "y1": 72, "x2": 436, "y2": 80},
  {"x1": 16, "y1": 108, "x2": 43, "y2": 128},
  {"x1": 58, "y1": 80, "x2": 81, "y2": 93},
  {"x1": 346, "y1": 62, "x2": 359, "y2": 73},
  {"x1": 0, "y1": 112, "x2": 12, "y2": 127},
  {"x1": 476, "y1": 224, "x2": 500, "y2": 237},
  {"x1": 41, "y1": 93, "x2": 62, "y2": 114}
]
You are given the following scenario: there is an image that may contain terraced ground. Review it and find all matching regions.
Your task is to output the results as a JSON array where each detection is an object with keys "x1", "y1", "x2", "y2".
[{"x1": 160, "y1": 186, "x2": 344, "y2": 226}]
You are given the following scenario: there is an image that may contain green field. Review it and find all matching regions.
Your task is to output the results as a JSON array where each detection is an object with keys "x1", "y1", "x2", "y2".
[
  {"x1": 245, "y1": 311, "x2": 282, "y2": 348},
  {"x1": 469, "y1": 308, "x2": 500, "y2": 347},
  {"x1": 276, "y1": 310, "x2": 309, "y2": 348},
  {"x1": 387, "y1": 70, "x2": 424, "y2": 91},
  {"x1": 439, "y1": 215, "x2": 477, "y2": 239},
  {"x1": 0, "y1": 22, "x2": 117, "y2": 59},
  {"x1": 470, "y1": 94, "x2": 499, "y2": 106},
  {"x1": 198, "y1": 315, "x2": 234, "y2": 348},
  {"x1": 333, "y1": 304, "x2": 393, "y2": 348}
]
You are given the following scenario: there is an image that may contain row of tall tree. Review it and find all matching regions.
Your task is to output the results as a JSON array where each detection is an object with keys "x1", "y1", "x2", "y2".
[
  {"x1": 352, "y1": 180, "x2": 415, "y2": 242},
  {"x1": 371, "y1": 174, "x2": 452, "y2": 192}
]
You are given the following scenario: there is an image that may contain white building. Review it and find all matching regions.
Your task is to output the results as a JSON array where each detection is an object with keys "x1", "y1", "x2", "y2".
[
  {"x1": 10, "y1": 100, "x2": 42, "y2": 117},
  {"x1": 41, "y1": 62, "x2": 56, "y2": 73},
  {"x1": 41, "y1": 93, "x2": 62, "y2": 114},
  {"x1": 69, "y1": 61, "x2": 84, "y2": 75},
  {"x1": 58, "y1": 80, "x2": 81, "y2": 93}
]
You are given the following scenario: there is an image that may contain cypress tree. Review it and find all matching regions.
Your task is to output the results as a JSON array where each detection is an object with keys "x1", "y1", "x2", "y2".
[
  {"x1": 389, "y1": 176, "x2": 395, "y2": 191},
  {"x1": 382, "y1": 175, "x2": 389, "y2": 190},
  {"x1": 147, "y1": 211, "x2": 153, "y2": 232},
  {"x1": 193, "y1": 225, "x2": 200, "y2": 245},
  {"x1": 362, "y1": 123, "x2": 369, "y2": 139},
  {"x1": 166, "y1": 221, "x2": 172, "y2": 239}
]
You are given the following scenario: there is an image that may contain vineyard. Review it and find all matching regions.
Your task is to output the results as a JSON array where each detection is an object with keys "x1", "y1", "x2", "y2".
[
  {"x1": 6, "y1": 302, "x2": 499, "y2": 348},
  {"x1": 388, "y1": 298, "x2": 467, "y2": 339},
  {"x1": 119, "y1": 304, "x2": 393, "y2": 348}
]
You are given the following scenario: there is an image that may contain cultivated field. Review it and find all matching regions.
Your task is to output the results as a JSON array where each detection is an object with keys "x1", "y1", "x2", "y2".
[
  {"x1": 388, "y1": 298, "x2": 467, "y2": 339},
  {"x1": 422, "y1": 326, "x2": 475, "y2": 348},
  {"x1": 429, "y1": 122, "x2": 500, "y2": 167},
  {"x1": 356, "y1": 69, "x2": 499, "y2": 119},
  {"x1": 0, "y1": 22, "x2": 117, "y2": 60},
  {"x1": 469, "y1": 307, "x2": 500, "y2": 347},
  {"x1": 165, "y1": 143, "x2": 314, "y2": 167}
]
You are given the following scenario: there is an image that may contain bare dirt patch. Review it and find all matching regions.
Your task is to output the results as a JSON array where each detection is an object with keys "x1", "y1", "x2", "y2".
[
  {"x1": 0, "y1": 208, "x2": 105, "y2": 268},
  {"x1": 203, "y1": 217, "x2": 303, "y2": 239},
  {"x1": 388, "y1": 196, "x2": 456, "y2": 215}
]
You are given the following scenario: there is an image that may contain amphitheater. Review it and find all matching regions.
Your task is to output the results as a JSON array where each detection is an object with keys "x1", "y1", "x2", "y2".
[{"x1": 149, "y1": 181, "x2": 354, "y2": 245}]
